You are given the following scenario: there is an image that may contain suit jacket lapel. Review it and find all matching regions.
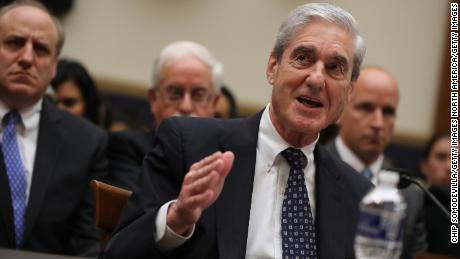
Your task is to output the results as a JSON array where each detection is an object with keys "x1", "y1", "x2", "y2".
[
  {"x1": 314, "y1": 145, "x2": 346, "y2": 258},
  {"x1": 0, "y1": 151, "x2": 15, "y2": 246},
  {"x1": 215, "y1": 112, "x2": 262, "y2": 259},
  {"x1": 23, "y1": 101, "x2": 63, "y2": 242},
  {"x1": 325, "y1": 140, "x2": 340, "y2": 157}
]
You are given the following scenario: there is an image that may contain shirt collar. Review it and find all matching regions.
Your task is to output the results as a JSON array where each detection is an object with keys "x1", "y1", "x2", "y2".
[
  {"x1": 258, "y1": 104, "x2": 318, "y2": 171},
  {"x1": 335, "y1": 135, "x2": 383, "y2": 175},
  {"x1": 0, "y1": 99, "x2": 43, "y2": 131}
]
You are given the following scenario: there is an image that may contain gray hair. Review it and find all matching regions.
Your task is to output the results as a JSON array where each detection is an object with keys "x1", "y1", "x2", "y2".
[
  {"x1": 0, "y1": 0, "x2": 65, "y2": 57},
  {"x1": 151, "y1": 41, "x2": 223, "y2": 90},
  {"x1": 273, "y1": 3, "x2": 365, "y2": 82}
]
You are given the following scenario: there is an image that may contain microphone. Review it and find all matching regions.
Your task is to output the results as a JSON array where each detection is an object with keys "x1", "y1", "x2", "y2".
[{"x1": 387, "y1": 167, "x2": 459, "y2": 228}]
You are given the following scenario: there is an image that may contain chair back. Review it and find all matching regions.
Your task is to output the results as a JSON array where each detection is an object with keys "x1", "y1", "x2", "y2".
[{"x1": 90, "y1": 180, "x2": 132, "y2": 249}]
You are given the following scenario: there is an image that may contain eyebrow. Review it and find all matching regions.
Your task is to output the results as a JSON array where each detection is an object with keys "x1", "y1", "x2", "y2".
[{"x1": 291, "y1": 45, "x2": 316, "y2": 57}]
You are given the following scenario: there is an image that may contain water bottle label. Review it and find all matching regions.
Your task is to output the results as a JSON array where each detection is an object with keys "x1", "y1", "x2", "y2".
[{"x1": 356, "y1": 207, "x2": 405, "y2": 241}]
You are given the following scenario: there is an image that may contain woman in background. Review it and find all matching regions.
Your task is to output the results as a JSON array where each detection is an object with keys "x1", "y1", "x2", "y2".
[
  {"x1": 51, "y1": 59, "x2": 107, "y2": 128},
  {"x1": 418, "y1": 132, "x2": 459, "y2": 259}
]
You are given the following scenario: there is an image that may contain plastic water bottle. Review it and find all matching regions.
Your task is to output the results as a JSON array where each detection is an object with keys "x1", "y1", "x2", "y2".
[{"x1": 354, "y1": 170, "x2": 407, "y2": 259}]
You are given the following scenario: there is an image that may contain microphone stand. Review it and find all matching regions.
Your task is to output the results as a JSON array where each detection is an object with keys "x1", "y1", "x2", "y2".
[{"x1": 388, "y1": 168, "x2": 460, "y2": 229}]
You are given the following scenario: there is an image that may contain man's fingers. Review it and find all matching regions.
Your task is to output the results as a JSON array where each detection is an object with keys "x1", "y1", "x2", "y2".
[
  {"x1": 184, "y1": 154, "x2": 224, "y2": 185},
  {"x1": 186, "y1": 169, "x2": 222, "y2": 196},
  {"x1": 190, "y1": 151, "x2": 222, "y2": 170},
  {"x1": 221, "y1": 151, "x2": 235, "y2": 176},
  {"x1": 173, "y1": 151, "x2": 234, "y2": 229},
  {"x1": 179, "y1": 189, "x2": 215, "y2": 211}
]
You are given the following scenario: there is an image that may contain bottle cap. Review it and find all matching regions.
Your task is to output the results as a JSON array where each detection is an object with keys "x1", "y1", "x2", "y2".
[{"x1": 378, "y1": 170, "x2": 400, "y2": 185}]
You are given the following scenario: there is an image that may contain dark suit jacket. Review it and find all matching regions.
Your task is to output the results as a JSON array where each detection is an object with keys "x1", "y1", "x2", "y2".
[
  {"x1": 107, "y1": 129, "x2": 155, "y2": 190},
  {"x1": 0, "y1": 99, "x2": 108, "y2": 256},
  {"x1": 104, "y1": 112, "x2": 372, "y2": 259},
  {"x1": 425, "y1": 187, "x2": 460, "y2": 257},
  {"x1": 325, "y1": 141, "x2": 427, "y2": 259}
]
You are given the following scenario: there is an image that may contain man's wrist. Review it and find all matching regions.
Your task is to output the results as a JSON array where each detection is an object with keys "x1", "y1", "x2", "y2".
[{"x1": 166, "y1": 202, "x2": 193, "y2": 235}]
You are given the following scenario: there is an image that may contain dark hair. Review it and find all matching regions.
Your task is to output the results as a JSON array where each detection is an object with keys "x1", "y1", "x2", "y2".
[
  {"x1": 216, "y1": 85, "x2": 238, "y2": 118},
  {"x1": 51, "y1": 59, "x2": 102, "y2": 125},
  {"x1": 422, "y1": 132, "x2": 450, "y2": 160}
]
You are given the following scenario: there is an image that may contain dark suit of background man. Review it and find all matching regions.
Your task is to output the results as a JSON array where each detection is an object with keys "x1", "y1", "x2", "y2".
[
  {"x1": 0, "y1": 1, "x2": 107, "y2": 256},
  {"x1": 325, "y1": 67, "x2": 427, "y2": 258},
  {"x1": 105, "y1": 3, "x2": 372, "y2": 259},
  {"x1": 107, "y1": 41, "x2": 221, "y2": 190}
]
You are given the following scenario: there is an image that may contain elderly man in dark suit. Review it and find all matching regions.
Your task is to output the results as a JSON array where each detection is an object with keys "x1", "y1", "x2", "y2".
[
  {"x1": 325, "y1": 66, "x2": 427, "y2": 258},
  {"x1": 0, "y1": 1, "x2": 107, "y2": 256},
  {"x1": 107, "y1": 41, "x2": 221, "y2": 190},
  {"x1": 105, "y1": 3, "x2": 372, "y2": 259}
]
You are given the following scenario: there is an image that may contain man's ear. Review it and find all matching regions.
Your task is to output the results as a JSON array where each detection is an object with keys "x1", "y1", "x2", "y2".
[
  {"x1": 348, "y1": 81, "x2": 355, "y2": 96},
  {"x1": 148, "y1": 88, "x2": 158, "y2": 114},
  {"x1": 51, "y1": 60, "x2": 57, "y2": 79},
  {"x1": 266, "y1": 53, "x2": 278, "y2": 85}
]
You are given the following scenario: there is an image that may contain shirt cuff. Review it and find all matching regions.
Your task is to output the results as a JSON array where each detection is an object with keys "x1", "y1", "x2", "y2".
[{"x1": 154, "y1": 200, "x2": 195, "y2": 251}]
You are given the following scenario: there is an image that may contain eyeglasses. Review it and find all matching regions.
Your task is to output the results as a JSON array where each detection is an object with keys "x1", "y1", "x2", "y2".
[{"x1": 159, "y1": 85, "x2": 214, "y2": 106}]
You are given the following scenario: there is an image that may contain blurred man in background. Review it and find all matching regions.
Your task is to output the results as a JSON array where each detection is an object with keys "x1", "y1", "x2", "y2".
[
  {"x1": 107, "y1": 41, "x2": 222, "y2": 190},
  {"x1": 325, "y1": 66, "x2": 427, "y2": 258}
]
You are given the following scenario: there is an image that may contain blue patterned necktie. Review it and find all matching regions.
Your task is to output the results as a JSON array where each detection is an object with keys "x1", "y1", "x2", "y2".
[
  {"x1": 2, "y1": 111, "x2": 26, "y2": 248},
  {"x1": 281, "y1": 148, "x2": 317, "y2": 259},
  {"x1": 361, "y1": 168, "x2": 373, "y2": 180}
]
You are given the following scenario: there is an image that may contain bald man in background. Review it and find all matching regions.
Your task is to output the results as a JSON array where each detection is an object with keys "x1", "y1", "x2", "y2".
[
  {"x1": 0, "y1": 1, "x2": 107, "y2": 256},
  {"x1": 326, "y1": 66, "x2": 427, "y2": 258}
]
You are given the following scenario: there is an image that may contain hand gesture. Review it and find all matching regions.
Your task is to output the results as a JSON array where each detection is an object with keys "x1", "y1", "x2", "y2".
[{"x1": 167, "y1": 151, "x2": 234, "y2": 235}]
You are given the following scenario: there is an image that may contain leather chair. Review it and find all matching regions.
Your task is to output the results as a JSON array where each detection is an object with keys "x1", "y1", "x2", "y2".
[{"x1": 90, "y1": 180, "x2": 132, "y2": 249}]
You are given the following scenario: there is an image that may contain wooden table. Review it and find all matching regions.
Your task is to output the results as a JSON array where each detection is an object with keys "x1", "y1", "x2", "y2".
[{"x1": 0, "y1": 248, "x2": 90, "y2": 259}]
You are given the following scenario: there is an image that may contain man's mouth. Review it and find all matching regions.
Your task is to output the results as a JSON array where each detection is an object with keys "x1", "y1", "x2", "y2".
[{"x1": 297, "y1": 96, "x2": 323, "y2": 108}]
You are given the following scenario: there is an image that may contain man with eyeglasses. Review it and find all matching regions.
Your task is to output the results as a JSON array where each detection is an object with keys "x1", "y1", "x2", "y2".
[{"x1": 107, "y1": 41, "x2": 221, "y2": 190}]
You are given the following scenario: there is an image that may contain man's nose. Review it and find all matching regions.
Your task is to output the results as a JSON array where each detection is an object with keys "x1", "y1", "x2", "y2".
[
  {"x1": 370, "y1": 109, "x2": 384, "y2": 129},
  {"x1": 305, "y1": 63, "x2": 325, "y2": 91},
  {"x1": 18, "y1": 43, "x2": 33, "y2": 69},
  {"x1": 178, "y1": 93, "x2": 194, "y2": 114}
]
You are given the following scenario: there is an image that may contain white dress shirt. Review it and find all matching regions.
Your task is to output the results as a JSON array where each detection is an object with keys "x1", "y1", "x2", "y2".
[
  {"x1": 0, "y1": 99, "x2": 42, "y2": 204},
  {"x1": 334, "y1": 136, "x2": 383, "y2": 185},
  {"x1": 245, "y1": 104, "x2": 317, "y2": 259},
  {"x1": 155, "y1": 104, "x2": 319, "y2": 259}
]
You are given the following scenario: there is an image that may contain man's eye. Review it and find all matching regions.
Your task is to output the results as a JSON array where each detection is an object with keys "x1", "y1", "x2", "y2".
[
  {"x1": 191, "y1": 88, "x2": 209, "y2": 101},
  {"x1": 34, "y1": 44, "x2": 50, "y2": 55},
  {"x1": 170, "y1": 91, "x2": 183, "y2": 100},
  {"x1": 326, "y1": 63, "x2": 344, "y2": 76},
  {"x1": 290, "y1": 54, "x2": 311, "y2": 68},
  {"x1": 166, "y1": 87, "x2": 184, "y2": 100},
  {"x1": 357, "y1": 103, "x2": 374, "y2": 113},
  {"x1": 382, "y1": 107, "x2": 396, "y2": 117},
  {"x1": 296, "y1": 55, "x2": 306, "y2": 61},
  {"x1": 4, "y1": 39, "x2": 23, "y2": 49}
]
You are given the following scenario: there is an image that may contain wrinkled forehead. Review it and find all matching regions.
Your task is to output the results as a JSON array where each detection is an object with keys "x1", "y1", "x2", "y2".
[{"x1": 289, "y1": 20, "x2": 355, "y2": 66}]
